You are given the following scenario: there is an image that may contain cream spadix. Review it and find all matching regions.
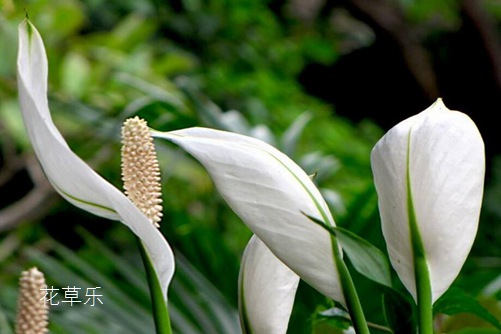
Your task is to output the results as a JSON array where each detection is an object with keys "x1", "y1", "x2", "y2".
[
  {"x1": 371, "y1": 99, "x2": 485, "y2": 303},
  {"x1": 239, "y1": 235, "x2": 299, "y2": 334},
  {"x1": 154, "y1": 128, "x2": 345, "y2": 305},
  {"x1": 17, "y1": 19, "x2": 174, "y2": 300}
]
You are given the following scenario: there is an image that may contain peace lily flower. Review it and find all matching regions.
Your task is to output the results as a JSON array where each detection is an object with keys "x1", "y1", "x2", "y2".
[
  {"x1": 155, "y1": 127, "x2": 373, "y2": 332},
  {"x1": 153, "y1": 127, "x2": 345, "y2": 303},
  {"x1": 17, "y1": 19, "x2": 174, "y2": 303},
  {"x1": 238, "y1": 235, "x2": 299, "y2": 334},
  {"x1": 371, "y1": 99, "x2": 485, "y2": 331}
]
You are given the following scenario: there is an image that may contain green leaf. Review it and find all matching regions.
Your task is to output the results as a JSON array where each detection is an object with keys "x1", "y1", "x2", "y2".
[
  {"x1": 335, "y1": 226, "x2": 392, "y2": 288},
  {"x1": 434, "y1": 287, "x2": 501, "y2": 330},
  {"x1": 304, "y1": 213, "x2": 392, "y2": 288}
]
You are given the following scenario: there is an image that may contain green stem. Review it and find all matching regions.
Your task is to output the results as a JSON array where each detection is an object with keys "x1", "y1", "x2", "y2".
[
  {"x1": 332, "y1": 238, "x2": 370, "y2": 334},
  {"x1": 302, "y1": 213, "x2": 369, "y2": 333},
  {"x1": 414, "y1": 255, "x2": 433, "y2": 334},
  {"x1": 137, "y1": 238, "x2": 173, "y2": 334},
  {"x1": 408, "y1": 197, "x2": 433, "y2": 333}
]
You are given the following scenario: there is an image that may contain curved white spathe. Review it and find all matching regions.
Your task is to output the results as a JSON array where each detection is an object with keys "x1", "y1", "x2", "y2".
[
  {"x1": 17, "y1": 20, "x2": 174, "y2": 300},
  {"x1": 154, "y1": 127, "x2": 345, "y2": 305},
  {"x1": 239, "y1": 235, "x2": 299, "y2": 334},
  {"x1": 371, "y1": 99, "x2": 485, "y2": 303}
]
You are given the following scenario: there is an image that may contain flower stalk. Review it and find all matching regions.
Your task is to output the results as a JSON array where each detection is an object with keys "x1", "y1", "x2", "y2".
[{"x1": 332, "y1": 244, "x2": 370, "y2": 334}]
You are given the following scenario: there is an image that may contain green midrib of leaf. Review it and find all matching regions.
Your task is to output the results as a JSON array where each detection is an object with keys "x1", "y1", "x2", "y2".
[{"x1": 406, "y1": 130, "x2": 433, "y2": 334}]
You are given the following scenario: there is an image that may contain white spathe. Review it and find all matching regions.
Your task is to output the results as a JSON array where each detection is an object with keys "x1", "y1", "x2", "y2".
[
  {"x1": 154, "y1": 127, "x2": 345, "y2": 305},
  {"x1": 371, "y1": 99, "x2": 485, "y2": 303},
  {"x1": 17, "y1": 20, "x2": 174, "y2": 300},
  {"x1": 239, "y1": 235, "x2": 299, "y2": 334}
]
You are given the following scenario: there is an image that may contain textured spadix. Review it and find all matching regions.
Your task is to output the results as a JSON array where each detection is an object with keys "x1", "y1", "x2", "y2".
[
  {"x1": 121, "y1": 116, "x2": 163, "y2": 227},
  {"x1": 154, "y1": 127, "x2": 345, "y2": 305},
  {"x1": 17, "y1": 20, "x2": 174, "y2": 300},
  {"x1": 16, "y1": 267, "x2": 48, "y2": 334},
  {"x1": 239, "y1": 235, "x2": 299, "y2": 334},
  {"x1": 371, "y1": 99, "x2": 485, "y2": 302}
]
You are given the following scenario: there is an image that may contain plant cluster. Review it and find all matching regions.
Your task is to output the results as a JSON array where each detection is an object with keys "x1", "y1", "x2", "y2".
[{"x1": 1, "y1": 2, "x2": 500, "y2": 333}]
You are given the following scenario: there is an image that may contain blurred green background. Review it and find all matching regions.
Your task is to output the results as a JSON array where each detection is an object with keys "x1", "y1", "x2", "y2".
[{"x1": 1, "y1": 0, "x2": 500, "y2": 333}]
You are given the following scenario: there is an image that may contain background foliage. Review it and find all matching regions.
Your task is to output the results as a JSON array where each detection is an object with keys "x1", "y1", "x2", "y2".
[{"x1": 1, "y1": 0, "x2": 500, "y2": 333}]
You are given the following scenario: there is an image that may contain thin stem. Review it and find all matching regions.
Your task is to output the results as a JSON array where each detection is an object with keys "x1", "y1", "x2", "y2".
[
  {"x1": 332, "y1": 238, "x2": 370, "y2": 334},
  {"x1": 414, "y1": 255, "x2": 433, "y2": 334},
  {"x1": 303, "y1": 212, "x2": 369, "y2": 333},
  {"x1": 137, "y1": 238, "x2": 173, "y2": 334}
]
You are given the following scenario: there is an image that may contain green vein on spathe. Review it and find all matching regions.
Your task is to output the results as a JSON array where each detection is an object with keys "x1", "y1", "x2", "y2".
[
  {"x1": 266, "y1": 150, "x2": 333, "y2": 226},
  {"x1": 406, "y1": 128, "x2": 433, "y2": 334},
  {"x1": 156, "y1": 130, "x2": 334, "y2": 226},
  {"x1": 52, "y1": 181, "x2": 117, "y2": 214}
]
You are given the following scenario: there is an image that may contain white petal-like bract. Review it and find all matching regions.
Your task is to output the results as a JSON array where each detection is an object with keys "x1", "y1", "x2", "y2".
[
  {"x1": 239, "y1": 235, "x2": 299, "y2": 334},
  {"x1": 371, "y1": 99, "x2": 485, "y2": 302},
  {"x1": 17, "y1": 20, "x2": 174, "y2": 300},
  {"x1": 154, "y1": 127, "x2": 345, "y2": 305}
]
